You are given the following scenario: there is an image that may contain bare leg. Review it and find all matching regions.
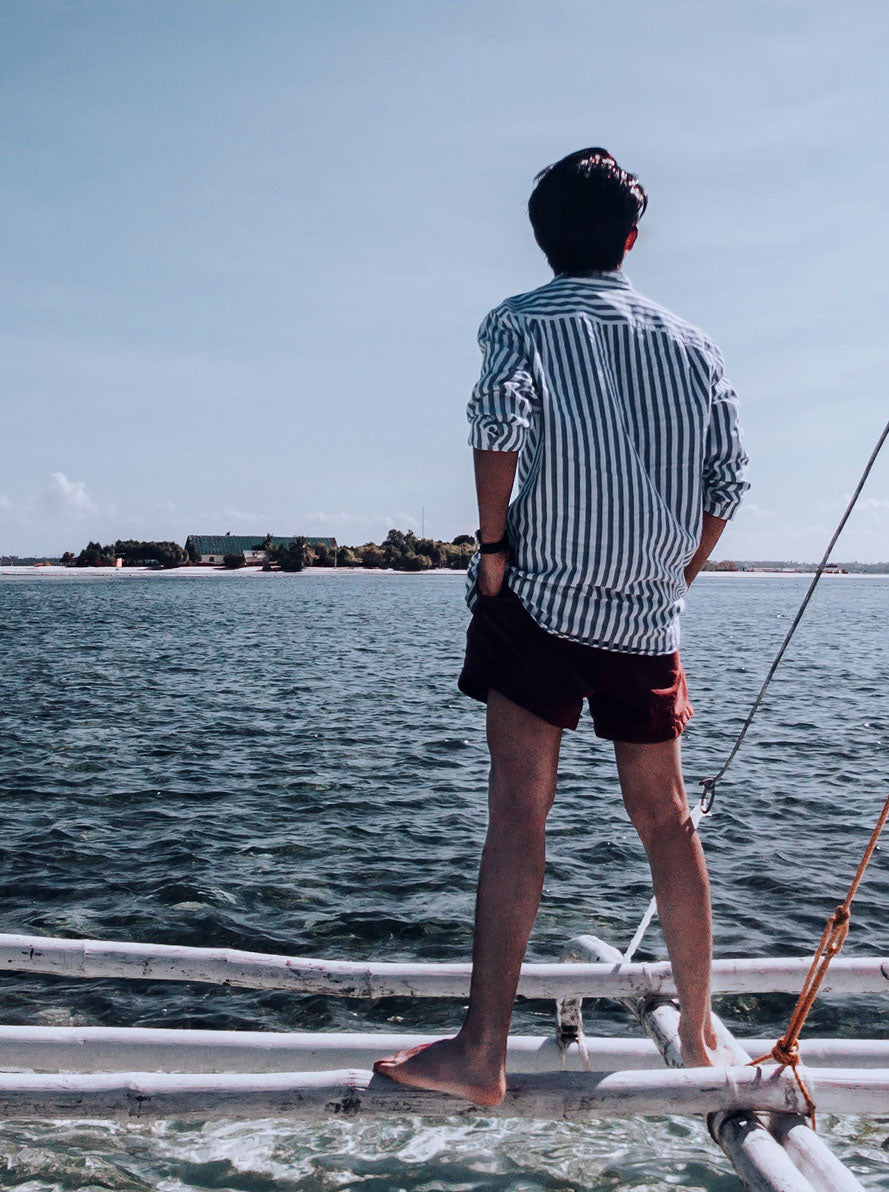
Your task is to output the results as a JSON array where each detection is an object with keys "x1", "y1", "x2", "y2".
[
  {"x1": 614, "y1": 737, "x2": 720, "y2": 1067},
  {"x1": 374, "y1": 690, "x2": 562, "y2": 1104}
]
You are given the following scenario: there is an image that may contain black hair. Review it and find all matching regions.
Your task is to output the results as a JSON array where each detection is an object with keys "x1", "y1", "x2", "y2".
[{"x1": 528, "y1": 147, "x2": 647, "y2": 275}]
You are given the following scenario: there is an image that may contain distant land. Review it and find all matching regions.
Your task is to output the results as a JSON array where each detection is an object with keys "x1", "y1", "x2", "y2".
[
  {"x1": 2, "y1": 532, "x2": 888, "y2": 574},
  {"x1": 704, "y1": 560, "x2": 889, "y2": 574},
  {"x1": 1, "y1": 530, "x2": 477, "y2": 572}
]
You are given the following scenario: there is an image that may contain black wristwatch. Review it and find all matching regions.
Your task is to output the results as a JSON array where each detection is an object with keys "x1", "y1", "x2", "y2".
[{"x1": 476, "y1": 531, "x2": 509, "y2": 555}]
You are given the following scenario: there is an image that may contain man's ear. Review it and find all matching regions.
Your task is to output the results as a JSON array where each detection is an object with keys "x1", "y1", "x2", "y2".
[{"x1": 624, "y1": 226, "x2": 638, "y2": 253}]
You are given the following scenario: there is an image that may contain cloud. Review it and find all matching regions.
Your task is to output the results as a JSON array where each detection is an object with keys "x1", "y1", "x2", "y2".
[
  {"x1": 303, "y1": 510, "x2": 421, "y2": 532},
  {"x1": 0, "y1": 472, "x2": 124, "y2": 556},
  {"x1": 37, "y1": 472, "x2": 99, "y2": 517},
  {"x1": 183, "y1": 507, "x2": 275, "y2": 532},
  {"x1": 736, "y1": 503, "x2": 774, "y2": 519},
  {"x1": 816, "y1": 493, "x2": 889, "y2": 514},
  {"x1": 389, "y1": 512, "x2": 420, "y2": 531},
  {"x1": 302, "y1": 511, "x2": 372, "y2": 527},
  {"x1": 0, "y1": 472, "x2": 115, "y2": 523},
  {"x1": 298, "y1": 510, "x2": 424, "y2": 542}
]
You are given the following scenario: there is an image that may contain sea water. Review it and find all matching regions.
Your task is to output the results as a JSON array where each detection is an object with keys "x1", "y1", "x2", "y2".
[{"x1": 1, "y1": 570, "x2": 887, "y2": 1190}]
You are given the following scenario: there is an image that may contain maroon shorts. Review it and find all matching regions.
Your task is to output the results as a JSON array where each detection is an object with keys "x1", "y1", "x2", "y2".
[{"x1": 458, "y1": 585, "x2": 693, "y2": 741}]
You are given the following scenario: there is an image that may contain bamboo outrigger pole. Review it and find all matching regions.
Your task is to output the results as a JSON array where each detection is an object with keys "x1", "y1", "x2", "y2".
[
  {"x1": 560, "y1": 935, "x2": 865, "y2": 1192},
  {"x1": 0, "y1": 1025, "x2": 886, "y2": 1076},
  {"x1": 0, "y1": 1066, "x2": 884, "y2": 1124},
  {"x1": 1, "y1": 932, "x2": 886, "y2": 998}
]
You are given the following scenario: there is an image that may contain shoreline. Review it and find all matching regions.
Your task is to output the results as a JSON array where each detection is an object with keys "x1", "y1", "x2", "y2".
[
  {"x1": 0, "y1": 564, "x2": 465, "y2": 578},
  {"x1": 1, "y1": 565, "x2": 887, "y2": 579}
]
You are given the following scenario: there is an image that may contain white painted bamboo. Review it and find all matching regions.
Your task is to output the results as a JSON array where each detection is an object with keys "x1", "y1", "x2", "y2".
[
  {"x1": 710, "y1": 1112, "x2": 819, "y2": 1192},
  {"x1": 561, "y1": 934, "x2": 820, "y2": 1192},
  {"x1": 2, "y1": 1025, "x2": 884, "y2": 1075},
  {"x1": 0, "y1": 1027, "x2": 581, "y2": 1074},
  {"x1": 2, "y1": 933, "x2": 887, "y2": 998},
  {"x1": 564, "y1": 935, "x2": 865, "y2": 1192},
  {"x1": 0, "y1": 1020, "x2": 881, "y2": 1077},
  {"x1": 768, "y1": 1115, "x2": 873, "y2": 1192},
  {"x1": 657, "y1": 1007, "x2": 865, "y2": 1192},
  {"x1": 0, "y1": 1066, "x2": 882, "y2": 1122}
]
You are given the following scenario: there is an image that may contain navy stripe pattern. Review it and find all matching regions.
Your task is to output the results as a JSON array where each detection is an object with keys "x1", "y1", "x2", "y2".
[{"x1": 466, "y1": 271, "x2": 750, "y2": 654}]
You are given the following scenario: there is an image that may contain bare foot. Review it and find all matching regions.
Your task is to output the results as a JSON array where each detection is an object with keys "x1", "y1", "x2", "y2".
[
  {"x1": 372, "y1": 1036, "x2": 506, "y2": 1107},
  {"x1": 679, "y1": 1018, "x2": 727, "y2": 1068}
]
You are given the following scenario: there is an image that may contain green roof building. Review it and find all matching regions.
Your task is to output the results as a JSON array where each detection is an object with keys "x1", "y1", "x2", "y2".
[{"x1": 185, "y1": 534, "x2": 337, "y2": 565}]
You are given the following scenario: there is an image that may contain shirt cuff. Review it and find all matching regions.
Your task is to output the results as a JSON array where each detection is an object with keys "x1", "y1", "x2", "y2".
[
  {"x1": 703, "y1": 486, "x2": 748, "y2": 521},
  {"x1": 468, "y1": 418, "x2": 527, "y2": 452}
]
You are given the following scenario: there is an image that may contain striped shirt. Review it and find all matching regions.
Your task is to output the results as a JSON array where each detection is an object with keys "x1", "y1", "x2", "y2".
[{"x1": 465, "y1": 270, "x2": 750, "y2": 654}]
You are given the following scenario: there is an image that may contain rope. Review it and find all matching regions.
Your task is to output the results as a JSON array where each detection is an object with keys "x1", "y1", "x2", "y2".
[
  {"x1": 622, "y1": 803, "x2": 706, "y2": 962},
  {"x1": 699, "y1": 416, "x2": 889, "y2": 814},
  {"x1": 747, "y1": 789, "x2": 889, "y2": 1129},
  {"x1": 621, "y1": 417, "x2": 889, "y2": 966}
]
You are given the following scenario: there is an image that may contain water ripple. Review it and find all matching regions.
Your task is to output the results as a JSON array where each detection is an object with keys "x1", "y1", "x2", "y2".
[{"x1": 1, "y1": 572, "x2": 888, "y2": 1189}]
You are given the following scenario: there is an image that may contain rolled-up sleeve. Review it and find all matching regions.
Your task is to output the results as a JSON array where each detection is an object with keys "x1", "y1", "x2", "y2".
[
  {"x1": 467, "y1": 305, "x2": 538, "y2": 451},
  {"x1": 703, "y1": 347, "x2": 750, "y2": 519}
]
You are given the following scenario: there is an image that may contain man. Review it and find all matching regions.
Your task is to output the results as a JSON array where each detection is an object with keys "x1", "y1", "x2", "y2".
[{"x1": 375, "y1": 147, "x2": 749, "y2": 1106}]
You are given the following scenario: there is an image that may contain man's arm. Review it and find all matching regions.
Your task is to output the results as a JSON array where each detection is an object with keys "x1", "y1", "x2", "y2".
[
  {"x1": 684, "y1": 510, "x2": 727, "y2": 587},
  {"x1": 686, "y1": 344, "x2": 748, "y2": 588},
  {"x1": 701, "y1": 346, "x2": 750, "y2": 522},
  {"x1": 466, "y1": 305, "x2": 537, "y2": 597},
  {"x1": 474, "y1": 448, "x2": 518, "y2": 595}
]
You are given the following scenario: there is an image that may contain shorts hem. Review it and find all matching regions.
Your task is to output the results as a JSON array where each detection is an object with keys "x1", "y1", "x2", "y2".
[
  {"x1": 593, "y1": 706, "x2": 694, "y2": 745},
  {"x1": 457, "y1": 674, "x2": 581, "y2": 730}
]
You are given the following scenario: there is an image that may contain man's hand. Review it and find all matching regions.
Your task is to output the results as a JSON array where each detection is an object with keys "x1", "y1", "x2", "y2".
[
  {"x1": 474, "y1": 448, "x2": 517, "y2": 596},
  {"x1": 473, "y1": 449, "x2": 519, "y2": 597},
  {"x1": 478, "y1": 550, "x2": 508, "y2": 596},
  {"x1": 684, "y1": 510, "x2": 728, "y2": 588}
]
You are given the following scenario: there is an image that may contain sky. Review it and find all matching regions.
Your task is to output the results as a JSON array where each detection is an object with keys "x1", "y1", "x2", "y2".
[{"x1": 2, "y1": 0, "x2": 888, "y2": 561}]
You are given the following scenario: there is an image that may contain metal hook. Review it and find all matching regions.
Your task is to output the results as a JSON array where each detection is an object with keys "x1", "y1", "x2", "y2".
[{"x1": 699, "y1": 777, "x2": 717, "y2": 816}]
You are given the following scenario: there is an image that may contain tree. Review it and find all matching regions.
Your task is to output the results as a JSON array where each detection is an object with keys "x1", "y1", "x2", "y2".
[
  {"x1": 382, "y1": 527, "x2": 420, "y2": 568},
  {"x1": 74, "y1": 541, "x2": 114, "y2": 567},
  {"x1": 438, "y1": 542, "x2": 474, "y2": 570},
  {"x1": 358, "y1": 543, "x2": 384, "y2": 568},
  {"x1": 114, "y1": 539, "x2": 186, "y2": 569},
  {"x1": 264, "y1": 538, "x2": 305, "y2": 571},
  {"x1": 223, "y1": 552, "x2": 246, "y2": 569},
  {"x1": 452, "y1": 533, "x2": 475, "y2": 546},
  {"x1": 413, "y1": 537, "x2": 442, "y2": 566},
  {"x1": 277, "y1": 537, "x2": 307, "y2": 572}
]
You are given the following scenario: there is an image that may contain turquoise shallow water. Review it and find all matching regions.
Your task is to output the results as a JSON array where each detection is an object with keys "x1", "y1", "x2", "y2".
[{"x1": 1, "y1": 570, "x2": 888, "y2": 1190}]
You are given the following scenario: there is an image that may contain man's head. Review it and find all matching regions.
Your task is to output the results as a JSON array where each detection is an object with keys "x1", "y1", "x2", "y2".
[{"x1": 528, "y1": 148, "x2": 647, "y2": 276}]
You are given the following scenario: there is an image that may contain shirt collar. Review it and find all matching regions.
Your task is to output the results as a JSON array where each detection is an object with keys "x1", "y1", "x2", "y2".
[{"x1": 553, "y1": 269, "x2": 632, "y2": 289}]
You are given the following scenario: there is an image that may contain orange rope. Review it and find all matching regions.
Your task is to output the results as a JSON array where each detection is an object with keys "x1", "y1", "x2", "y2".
[{"x1": 747, "y1": 790, "x2": 889, "y2": 1130}]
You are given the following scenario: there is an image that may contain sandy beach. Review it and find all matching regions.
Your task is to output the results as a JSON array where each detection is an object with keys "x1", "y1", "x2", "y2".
[{"x1": 2, "y1": 565, "x2": 885, "y2": 580}]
